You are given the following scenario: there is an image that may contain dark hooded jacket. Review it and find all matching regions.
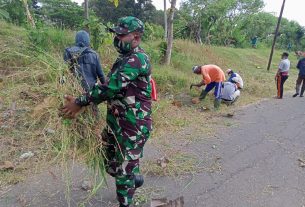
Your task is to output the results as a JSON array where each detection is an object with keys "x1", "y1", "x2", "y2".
[{"x1": 64, "y1": 30, "x2": 105, "y2": 92}]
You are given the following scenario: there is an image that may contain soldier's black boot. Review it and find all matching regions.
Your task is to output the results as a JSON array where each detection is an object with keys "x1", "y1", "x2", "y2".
[
  {"x1": 134, "y1": 174, "x2": 144, "y2": 188},
  {"x1": 119, "y1": 204, "x2": 129, "y2": 207},
  {"x1": 293, "y1": 84, "x2": 300, "y2": 97}
]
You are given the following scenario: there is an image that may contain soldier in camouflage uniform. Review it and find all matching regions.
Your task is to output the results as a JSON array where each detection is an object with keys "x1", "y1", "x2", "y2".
[{"x1": 61, "y1": 16, "x2": 152, "y2": 207}]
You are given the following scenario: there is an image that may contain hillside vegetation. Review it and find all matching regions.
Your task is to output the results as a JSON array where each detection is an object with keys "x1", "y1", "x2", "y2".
[{"x1": 0, "y1": 21, "x2": 299, "y2": 188}]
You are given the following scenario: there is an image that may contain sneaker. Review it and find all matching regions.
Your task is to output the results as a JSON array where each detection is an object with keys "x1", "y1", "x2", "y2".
[
  {"x1": 300, "y1": 95, "x2": 304, "y2": 97},
  {"x1": 293, "y1": 93, "x2": 299, "y2": 97},
  {"x1": 134, "y1": 175, "x2": 144, "y2": 188}
]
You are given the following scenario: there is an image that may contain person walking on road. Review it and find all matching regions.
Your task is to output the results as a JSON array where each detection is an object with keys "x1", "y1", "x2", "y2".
[{"x1": 293, "y1": 56, "x2": 305, "y2": 97}]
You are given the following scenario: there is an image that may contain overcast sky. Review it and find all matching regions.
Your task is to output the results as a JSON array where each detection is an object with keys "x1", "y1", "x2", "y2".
[{"x1": 72, "y1": 0, "x2": 305, "y2": 26}]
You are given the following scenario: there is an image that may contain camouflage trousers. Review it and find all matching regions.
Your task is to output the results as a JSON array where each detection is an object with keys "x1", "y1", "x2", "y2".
[{"x1": 102, "y1": 127, "x2": 140, "y2": 207}]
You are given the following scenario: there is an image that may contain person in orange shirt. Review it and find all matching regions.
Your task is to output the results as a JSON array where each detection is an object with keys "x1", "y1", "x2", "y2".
[{"x1": 190, "y1": 64, "x2": 225, "y2": 109}]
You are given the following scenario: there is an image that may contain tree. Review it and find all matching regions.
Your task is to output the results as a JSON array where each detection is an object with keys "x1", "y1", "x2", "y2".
[
  {"x1": 176, "y1": 0, "x2": 264, "y2": 46},
  {"x1": 37, "y1": 0, "x2": 83, "y2": 29},
  {"x1": 0, "y1": 0, "x2": 27, "y2": 25},
  {"x1": 163, "y1": 0, "x2": 167, "y2": 40},
  {"x1": 22, "y1": 0, "x2": 35, "y2": 28},
  {"x1": 164, "y1": 0, "x2": 177, "y2": 65},
  {"x1": 89, "y1": 0, "x2": 160, "y2": 24}
]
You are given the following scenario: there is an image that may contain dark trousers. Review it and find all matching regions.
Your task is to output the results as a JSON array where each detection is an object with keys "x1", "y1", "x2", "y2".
[
  {"x1": 295, "y1": 75, "x2": 305, "y2": 95},
  {"x1": 276, "y1": 74, "x2": 288, "y2": 98}
]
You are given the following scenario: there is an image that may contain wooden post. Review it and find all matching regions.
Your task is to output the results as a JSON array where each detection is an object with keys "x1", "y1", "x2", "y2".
[{"x1": 267, "y1": 0, "x2": 286, "y2": 71}]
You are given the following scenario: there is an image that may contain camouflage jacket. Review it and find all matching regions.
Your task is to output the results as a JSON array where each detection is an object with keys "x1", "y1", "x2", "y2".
[{"x1": 77, "y1": 47, "x2": 152, "y2": 160}]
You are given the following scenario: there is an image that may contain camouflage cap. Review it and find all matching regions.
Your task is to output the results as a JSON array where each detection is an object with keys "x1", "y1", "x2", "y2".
[{"x1": 109, "y1": 16, "x2": 144, "y2": 35}]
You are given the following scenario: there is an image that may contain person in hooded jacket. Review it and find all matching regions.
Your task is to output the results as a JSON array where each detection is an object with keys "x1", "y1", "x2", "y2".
[
  {"x1": 63, "y1": 30, "x2": 105, "y2": 118},
  {"x1": 64, "y1": 30, "x2": 105, "y2": 92}
]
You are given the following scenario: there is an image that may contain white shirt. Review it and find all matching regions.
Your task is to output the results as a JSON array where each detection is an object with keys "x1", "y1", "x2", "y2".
[
  {"x1": 221, "y1": 82, "x2": 238, "y2": 101},
  {"x1": 231, "y1": 73, "x2": 244, "y2": 89},
  {"x1": 278, "y1": 59, "x2": 290, "y2": 72}
]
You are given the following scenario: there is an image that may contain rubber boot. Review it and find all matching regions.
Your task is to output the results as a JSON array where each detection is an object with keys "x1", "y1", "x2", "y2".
[
  {"x1": 214, "y1": 99, "x2": 221, "y2": 110},
  {"x1": 134, "y1": 174, "x2": 144, "y2": 188},
  {"x1": 199, "y1": 90, "x2": 208, "y2": 100}
]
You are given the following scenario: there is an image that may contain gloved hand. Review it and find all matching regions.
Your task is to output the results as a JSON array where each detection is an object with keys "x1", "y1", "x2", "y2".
[{"x1": 190, "y1": 84, "x2": 194, "y2": 90}]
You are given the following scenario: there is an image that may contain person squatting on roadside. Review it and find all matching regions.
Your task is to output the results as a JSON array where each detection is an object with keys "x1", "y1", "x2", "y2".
[
  {"x1": 293, "y1": 55, "x2": 305, "y2": 97},
  {"x1": 275, "y1": 52, "x2": 290, "y2": 99},
  {"x1": 63, "y1": 30, "x2": 105, "y2": 118},
  {"x1": 221, "y1": 81, "x2": 240, "y2": 105},
  {"x1": 60, "y1": 17, "x2": 152, "y2": 207},
  {"x1": 226, "y1": 69, "x2": 244, "y2": 89},
  {"x1": 190, "y1": 64, "x2": 225, "y2": 109}
]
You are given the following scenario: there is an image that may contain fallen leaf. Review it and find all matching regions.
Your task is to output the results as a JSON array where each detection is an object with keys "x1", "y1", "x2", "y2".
[
  {"x1": 191, "y1": 98, "x2": 200, "y2": 104},
  {"x1": 172, "y1": 100, "x2": 182, "y2": 107},
  {"x1": 0, "y1": 161, "x2": 14, "y2": 170},
  {"x1": 157, "y1": 156, "x2": 170, "y2": 168}
]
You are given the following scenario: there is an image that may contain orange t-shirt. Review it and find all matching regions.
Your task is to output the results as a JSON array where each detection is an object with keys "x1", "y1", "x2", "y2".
[{"x1": 200, "y1": 64, "x2": 225, "y2": 85}]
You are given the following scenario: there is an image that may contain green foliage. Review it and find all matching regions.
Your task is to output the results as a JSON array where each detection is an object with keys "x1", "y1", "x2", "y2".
[
  {"x1": 37, "y1": 0, "x2": 83, "y2": 29},
  {"x1": 27, "y1": 26, "x2": 73, "y2": 51},
  {"x1": 142, "y1": 22, "x2": 164, "y2": 41},
  {"x1": 0, "y1": 7, "x2": 9, "y2": 20},
  {"x1": 83, "y1": 17, "x2": 113, "y2": 51},
  {"x1": 0, "y1": 0, "x2": 27, "y2": 25},
  {"x1": 175, "y1": 0, "x2": 305, "y2": 50},
  {"x1": 89, "y1": 0, "x2": 162, "y2": 25}
]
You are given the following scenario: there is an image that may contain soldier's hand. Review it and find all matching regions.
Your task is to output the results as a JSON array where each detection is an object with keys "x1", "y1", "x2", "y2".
[
  {"x1": 190, "y1": 84, "x2": 194, "y2": 90},
  {"x1": 59, "y1": 95, "x2": 82, "y2": 119}
]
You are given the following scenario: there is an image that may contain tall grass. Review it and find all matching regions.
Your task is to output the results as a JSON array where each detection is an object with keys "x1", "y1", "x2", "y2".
[{"x1": 0, "y1": 22, "x2": 107, "y2": 205}]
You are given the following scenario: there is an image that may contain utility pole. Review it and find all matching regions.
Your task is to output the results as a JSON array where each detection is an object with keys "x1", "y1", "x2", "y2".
[
  {"x1": 267, "y1": 0, "x2": 286, "y2": 71},
  {"x1": 164, "y1": 0, "x2": 167, "y2": 40}
]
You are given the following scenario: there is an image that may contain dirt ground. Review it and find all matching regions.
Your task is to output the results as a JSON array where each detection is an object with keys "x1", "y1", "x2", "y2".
[{"x1": 1, "y1": 93, "x2": 305, "y2": 207}]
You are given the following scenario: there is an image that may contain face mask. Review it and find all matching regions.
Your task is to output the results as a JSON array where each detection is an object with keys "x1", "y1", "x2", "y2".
[{"x1": 113, "y1": 36, "x2": 133, "y2": 54}]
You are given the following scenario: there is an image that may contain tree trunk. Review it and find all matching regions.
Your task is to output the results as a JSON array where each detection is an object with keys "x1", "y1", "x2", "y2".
[
  {"x1": 164, "y1": 0, "x2": 167, "y2": 40},
  {"x1": 195, "y1": 21, "x2": 202, "y2": 44},
  {"x1": 84, "y1": 0, "x2": 89, "y2": 20},
  {"x1": 164, "y1": 0, "x2": 177, "y2": 65},
  {"x1": 22, "y1": 0, "x2": 35, "y2": 28}
]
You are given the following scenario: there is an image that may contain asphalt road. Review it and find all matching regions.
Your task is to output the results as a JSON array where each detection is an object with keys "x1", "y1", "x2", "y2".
[{"x1": 1, "y1": 95, "x2": 305, "y2": 207}]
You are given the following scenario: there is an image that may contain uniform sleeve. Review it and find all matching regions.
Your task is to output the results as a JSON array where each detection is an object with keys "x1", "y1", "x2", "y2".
[
  {"x1": 95, "y1": 55, "x2": 105, "y2": 84},
  {"x1": 76, "y1": 54, "x2": 144, "y2": 106}
]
